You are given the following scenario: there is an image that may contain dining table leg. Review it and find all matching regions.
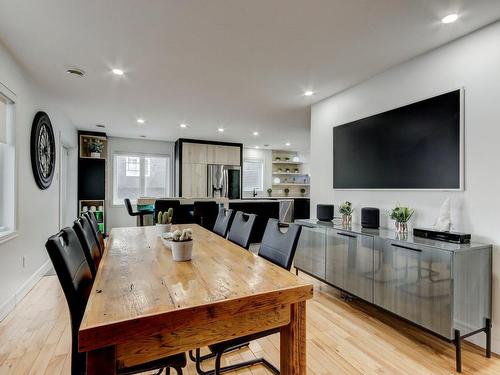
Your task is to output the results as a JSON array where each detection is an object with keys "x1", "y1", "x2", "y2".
[
  {"x1": 87, "y1": 345, "x2": 117, "y2": 375},
  {"x1": 280, "y1": 301, "x2": 307, "y2": 374}
]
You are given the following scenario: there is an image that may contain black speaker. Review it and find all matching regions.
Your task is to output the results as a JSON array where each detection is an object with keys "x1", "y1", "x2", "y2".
[
  {"x1": 317, "y1": 204, "x2": 334, "y2": 221},
  {"x1": 361, "y1": 207, "x2": 380, "y2": 229}
]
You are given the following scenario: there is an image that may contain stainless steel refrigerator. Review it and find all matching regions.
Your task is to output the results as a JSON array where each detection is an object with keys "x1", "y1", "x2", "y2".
[{"x1": 207, "y1": 164, "x2": 241, "y2": 199}]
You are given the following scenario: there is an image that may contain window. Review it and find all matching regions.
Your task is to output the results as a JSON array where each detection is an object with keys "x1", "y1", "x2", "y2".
[
  {"x1": 113, "y1": 153, "x2": 170, "y2": 205},
  {"x1": 0, "y1": 93, "x2": 16, "y2": 240},
  {"x1": 243, "y1": 159, "x2": 264, "y2": 191}
]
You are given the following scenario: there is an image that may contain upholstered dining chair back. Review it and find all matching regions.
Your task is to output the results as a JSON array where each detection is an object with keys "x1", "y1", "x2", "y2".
[
  {"x1": 213, "y1": 208, "x2": 235, "y2": 237},
  {"x1": 45, "y1": 228, "x2": 93, "y2": 375},
  {"x1": 227, "y1": 211, "x2": 257, "y2": 250},
  {"x1": 258, "y1": 219, "x2": 302, "y2": 271},
  {"x1": 73, "y1": 216, "x2": 101, "y2": 277}
]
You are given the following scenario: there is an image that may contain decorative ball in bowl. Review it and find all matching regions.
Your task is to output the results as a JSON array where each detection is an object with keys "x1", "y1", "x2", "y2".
[{"x1": 162, "y1": 228, "x2": 194, "y2": 261}]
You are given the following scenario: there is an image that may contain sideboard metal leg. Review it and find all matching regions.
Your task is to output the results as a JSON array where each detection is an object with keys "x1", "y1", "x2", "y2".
[
  {"x1": 486, "y1": 318, "x2": 492, "y2": 358},
  {"x1": 454, "y1": 329, "x2": 462, "y2": 373}
]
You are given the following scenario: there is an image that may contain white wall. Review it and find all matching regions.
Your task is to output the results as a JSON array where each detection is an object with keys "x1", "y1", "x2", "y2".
[
  {"x1": 310, "y1": 21, "x2": 500, "y2": 352},
  {"x1": 107, "y1": 136, "x2": 175, "y2": 229},
  {"x1": 0, "y1": 42, "x2": 77, "y2": 320}
]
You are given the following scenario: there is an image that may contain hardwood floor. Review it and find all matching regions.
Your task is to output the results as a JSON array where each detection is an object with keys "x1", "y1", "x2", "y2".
[{"x1": 0, "y1": 271, "x2": 498, "y2": 374}]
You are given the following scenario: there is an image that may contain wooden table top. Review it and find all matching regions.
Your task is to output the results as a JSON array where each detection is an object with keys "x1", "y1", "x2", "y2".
[{"x1": 79, "y1": 224, "x2": 313, "y2": 352}]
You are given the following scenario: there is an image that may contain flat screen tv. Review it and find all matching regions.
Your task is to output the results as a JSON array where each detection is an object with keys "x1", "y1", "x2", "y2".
[{"x1": 333, "y1": 89, "x2": 463, "y2": 190}]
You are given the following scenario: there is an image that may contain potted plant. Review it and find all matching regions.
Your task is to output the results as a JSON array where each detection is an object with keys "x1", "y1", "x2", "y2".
[
  {"x1": 284, "y1": 188, "x2": 290, "y2": 196},
  {"x1": 300, "y1": 188, "x2": 306, "y2": 196},
  {"x1": 88, "y1": 139, "x2": 104, "y2": 158},
  {"x1": 164, "y1": 228, "x2": 193, "y2": 261},
  {"x1": 156, "y1": 208, "x2": 173, "y2": 231},
  {"x1": 390, "y1": 204, "x2": 414, "y2": 233},
  {"x1": 339, "y1": 201, "x2": 353, "y2": 227},
  {"x1": 267, "y1": 188, "x2": 272, "y2": 197}
]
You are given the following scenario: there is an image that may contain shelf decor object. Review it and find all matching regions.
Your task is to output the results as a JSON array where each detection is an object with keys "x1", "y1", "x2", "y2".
[
  {"x1": 339, "y1": 201, "x2": 353, "y2": 227},
  {"x1": 30, "y1": 111, "x2": 56, "y2": 190},
  {"x1": 390, "y1": 203, "x2": 414, "y2": 233}
]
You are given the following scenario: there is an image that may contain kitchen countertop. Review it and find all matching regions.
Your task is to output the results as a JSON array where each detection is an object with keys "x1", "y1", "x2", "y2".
[{"x1": 295, "y1": 219, "x2": 491, "y2": 253}]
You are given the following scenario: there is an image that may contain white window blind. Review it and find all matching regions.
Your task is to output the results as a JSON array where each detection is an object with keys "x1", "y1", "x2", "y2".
[
  {"x1": 243, "y1": 159, "x2": 264, "y2": 191},
  {"x1": 0, "y1": 97, "x2": 6, "y2": 144},
  {"x1": 113, "y1": 153, "x2": 170, "y2": 205}
]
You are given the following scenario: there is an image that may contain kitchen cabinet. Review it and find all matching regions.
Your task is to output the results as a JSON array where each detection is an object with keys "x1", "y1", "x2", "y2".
[
  {"x1": 183, "y1": 143, "x2": 207, "y2": 164},
  {"x1": 181, "y1": 163, "x2": 207, "y2": 198},
  {"x1": 294, "y1": 225, "x2": 326, "y2": 279},
  {"x1": 207, "y1": 144, "x2": 240, "y2": 165},
  {"x1": 326, "y1": 228, "x2": 373, "y2": 302},
  {"x1": 294, "y1": 219, "x2": 492, "y2": 372},
  {"x1": 373, "y1": 238, "x2": 453, "y2": 338}
]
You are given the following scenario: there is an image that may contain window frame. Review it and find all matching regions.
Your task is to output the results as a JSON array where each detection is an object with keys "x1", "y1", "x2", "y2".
[
  {"x1": 112, "y1": 151, "x2": 171, "y2": 207},
  {"x1": 0, "y1": 85, "x2": 18, "y2": 244},
  {"x1": 242, "y1": 158, "x2": 264, "y2": 192}
]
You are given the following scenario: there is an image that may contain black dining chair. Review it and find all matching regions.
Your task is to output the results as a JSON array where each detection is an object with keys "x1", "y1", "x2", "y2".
[
  {"x1": 212, "y1": 208, "x2": 235, "y2": 238},
  {"x1": 227, "y1": 211, "x2": 257, "y2": 250},
  {"x1": 73, "y1": 216, "x2": 101, "y2": 278},
  {"x1": 124, "y1": 198, "x2": 154, "y2": 226},
  {"x1": 84, "y1": 211, "x2": 105, "y2": 255},
  {"x1": 193, "y1": 219, "x2": 302, "y2": 375},
  {"x1": 45, "y1": 228, "x2": 187, "y2": 375},
  {"x1": 155, "y1": 199, "x2": 181, "y2": 224},
  {"x1": 193, "y1": 201, "x2": 219, "y2": 230}
]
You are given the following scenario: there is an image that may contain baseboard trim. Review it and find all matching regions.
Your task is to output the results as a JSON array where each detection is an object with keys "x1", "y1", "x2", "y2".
[{"x1": 0, "y1": 259, "x2": 52, "y2": 321}]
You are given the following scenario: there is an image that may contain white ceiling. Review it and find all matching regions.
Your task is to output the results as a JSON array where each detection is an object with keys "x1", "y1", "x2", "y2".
[{"x1": 0, "y1": 1, "x2": 499, "y2": 152}]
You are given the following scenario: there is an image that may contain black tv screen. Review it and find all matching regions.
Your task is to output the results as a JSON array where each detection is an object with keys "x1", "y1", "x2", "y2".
[{"x1": 333, "y1": 90, "x2": 462, "y2": 189}]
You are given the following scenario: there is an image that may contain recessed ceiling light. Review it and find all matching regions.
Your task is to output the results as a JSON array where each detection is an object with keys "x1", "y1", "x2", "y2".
[
  {"x1": 66, "y1": 68, "x2": 85, "y2": 77},
  {"x1": 112, "y1": 68, "x2": 124, "y2": 76},
  {"x1": 255, "y1": 146, "x2": 260, "y2": 149},
  {"x1": 285, "y1": 142, "x2": 291, "y2": 146},
  {"x1": 137, "y1": 118, "x2": 145, "y2": 124},
  {"x1": 303, "y1": 90, "x2": 314, "y2": 96},
  {"x1": 96, "y1": 124, "x2": 106, "y2": 128},
  {"x1": 253, "y1": 131, "x2": 259, "y2": 136},
  {"x1": 441, "y1": 14, "x2": 459, "y2": 24},
  {"x1": 218, "y1": 128, "x2": 225, "y2": 133},
  {"x1": 139, "y1": 135, "x2": 146, "y2": 138},
  {"x1": 180, "y1": 123, "x2": 188, "y2": 128}
]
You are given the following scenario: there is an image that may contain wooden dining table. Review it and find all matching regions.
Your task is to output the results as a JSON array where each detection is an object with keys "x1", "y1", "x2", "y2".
[{"x1": 78, "y1": 224, "x2": 314, "y2": 374}]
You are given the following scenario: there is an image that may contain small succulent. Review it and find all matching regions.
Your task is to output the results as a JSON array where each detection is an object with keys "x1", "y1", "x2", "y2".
[
  {"x1": 390, "y1": 204, "x2": 414, "y2": 223},
  {"x1": 157, "y1": 208, "x2": 173, "y2": 224},
  {"x1": 88, "y1": 139, "x2": 104, "y2": 153},
  {"x1": 284, "y1": 188, "x2": 290, "y2": 195},
  {"x1": 267, "y1": 188, "x2": 272, "y2": 196},
  {"x1": 164, "y1": 228, "x2": 193, "y2": 242},
  {"x1": 339, "y1": 201, "x2": 353, "y2": 216},
  {"x1": 300, "y1": 188, "x2": 306, "y2": 195}
]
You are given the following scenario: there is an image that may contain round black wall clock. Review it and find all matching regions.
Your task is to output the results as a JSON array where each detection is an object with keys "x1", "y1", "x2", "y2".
[{"x1": 30, "y1": 111, "x2": 56, "y2": 190}]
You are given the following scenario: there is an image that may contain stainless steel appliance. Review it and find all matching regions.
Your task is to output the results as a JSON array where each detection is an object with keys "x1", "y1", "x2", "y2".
[{"x1": 207, "y1": 164, "x2": 241, "y2": 199}]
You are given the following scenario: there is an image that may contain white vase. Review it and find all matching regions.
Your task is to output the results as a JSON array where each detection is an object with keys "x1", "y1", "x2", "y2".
[
  {"x1": 156, "y1": 223, "x2": 171, "y2": 233},
  {"x1": 171, "y1": 240, "x2": 193, "y2": 261}
]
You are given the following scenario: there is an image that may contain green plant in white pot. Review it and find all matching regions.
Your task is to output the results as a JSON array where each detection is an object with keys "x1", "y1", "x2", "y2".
[
  {"x1": 156, "y1": 208, "x2": 173, "y2": 231},
  {"x1": 88, "y1": 139, "x2": 104, "y2": 158},
  {"x1": 390, "y1": 204, "x2": 414, "y2": 233},
  {"x1": 339, "y1": 201, "x2": 353, "y2": 227},
  {"x1": 167, "y1": 228, "x2": 194, "y2": 261}
]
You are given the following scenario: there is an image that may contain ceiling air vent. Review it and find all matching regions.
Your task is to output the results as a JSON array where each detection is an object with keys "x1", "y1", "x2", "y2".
[{"x1": 66, "y1": 68, "x2": 85, "y2": 77}]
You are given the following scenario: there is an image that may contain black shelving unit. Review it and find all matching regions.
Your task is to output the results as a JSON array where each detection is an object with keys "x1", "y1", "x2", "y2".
[{"x1": 77, "y1": 130, "x2": 107, "y2": 234}]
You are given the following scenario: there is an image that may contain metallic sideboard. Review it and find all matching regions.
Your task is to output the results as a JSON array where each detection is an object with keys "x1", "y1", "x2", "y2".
[{"x1": 294, "y1": 219, "x2": 492, "y2": 372}]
